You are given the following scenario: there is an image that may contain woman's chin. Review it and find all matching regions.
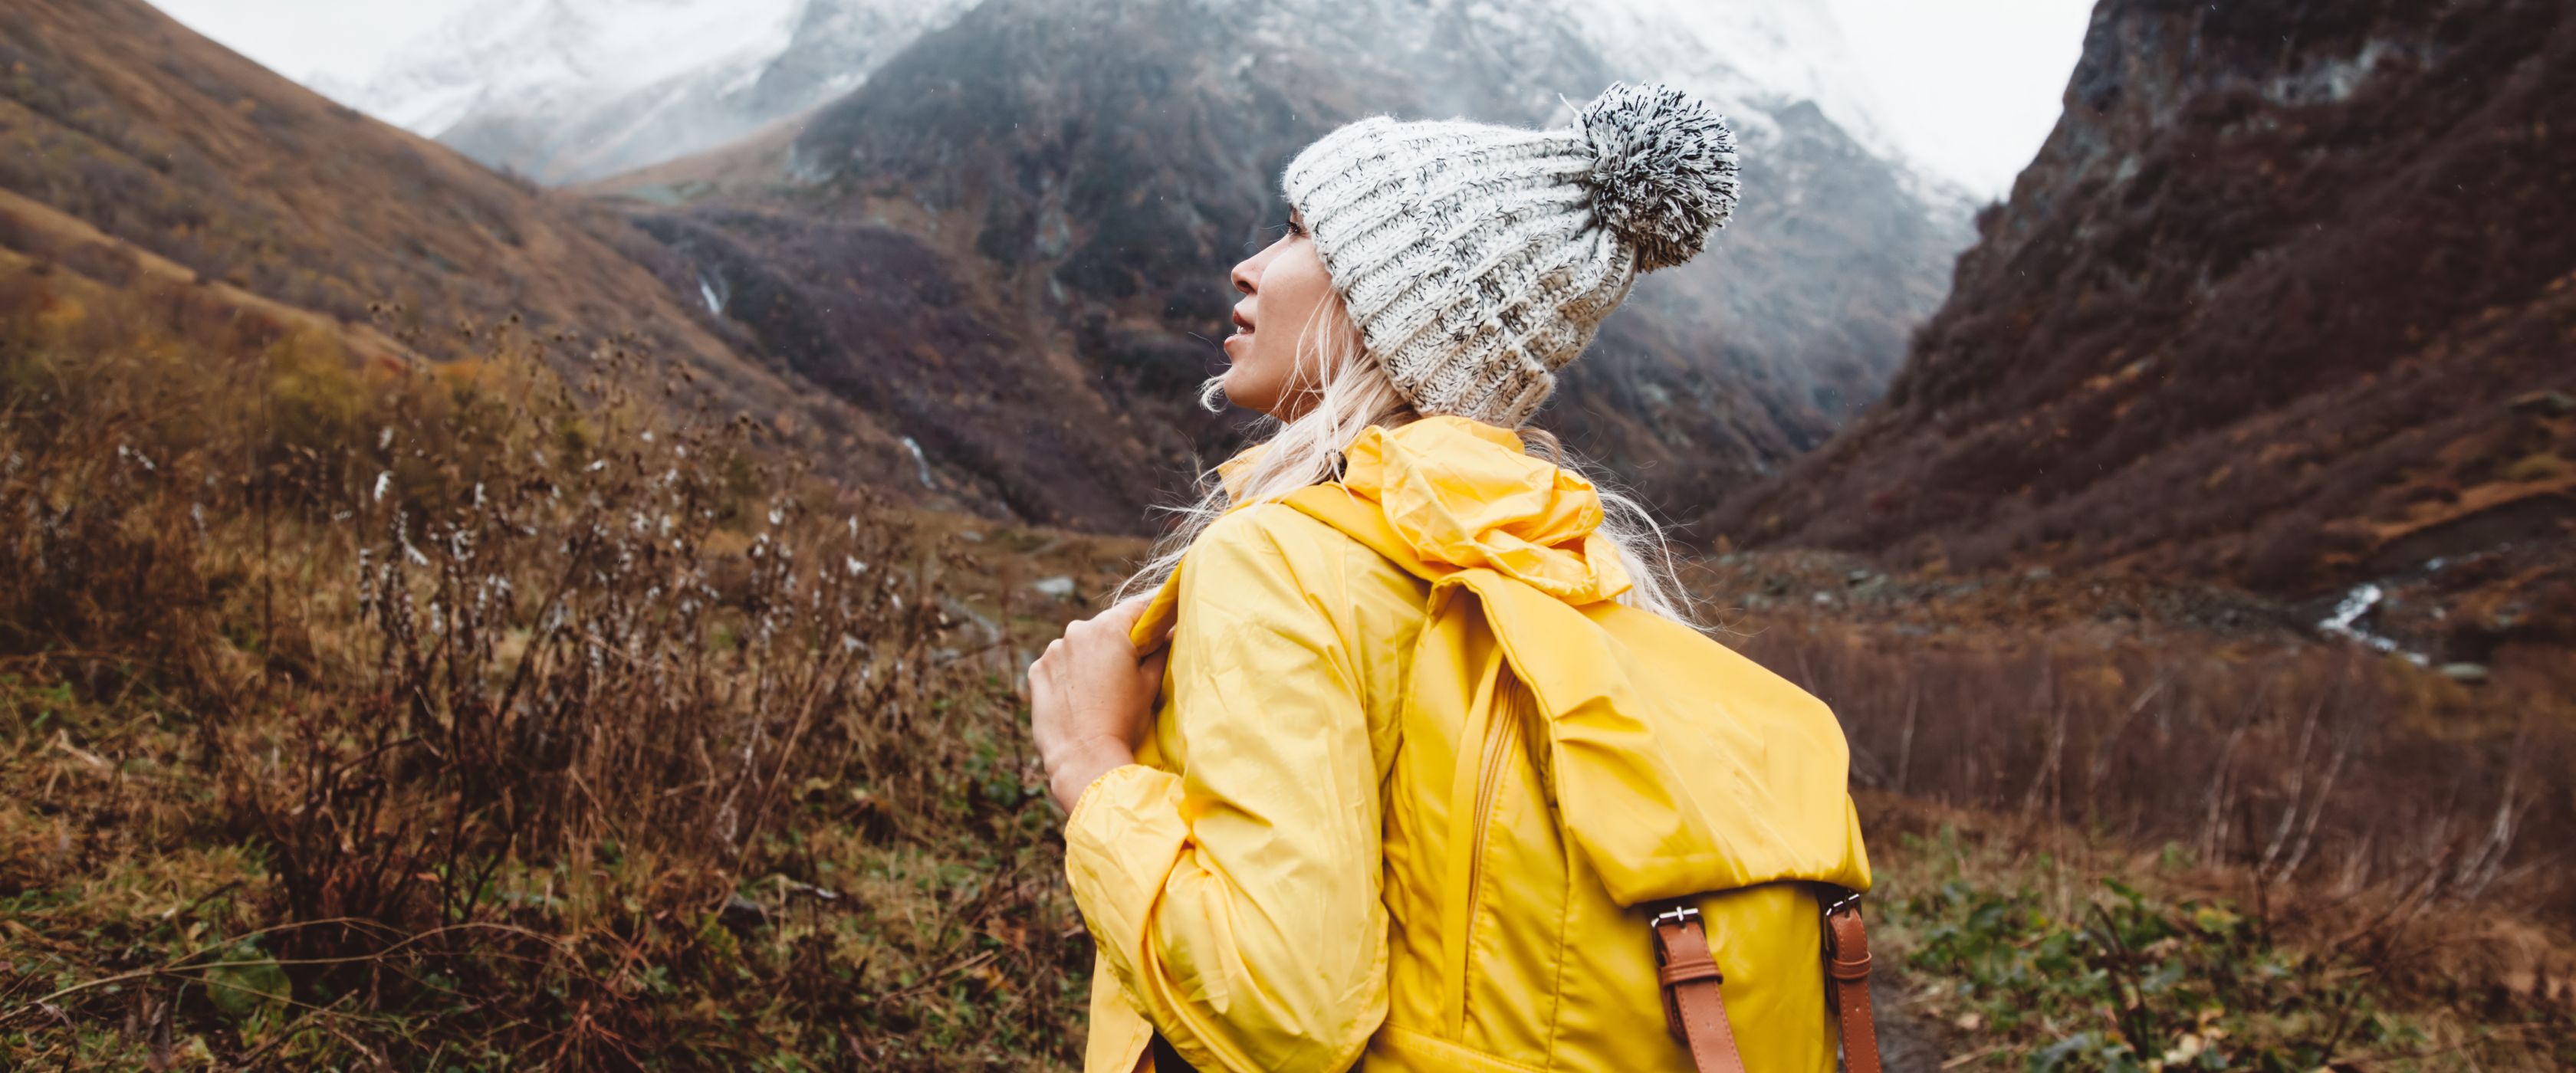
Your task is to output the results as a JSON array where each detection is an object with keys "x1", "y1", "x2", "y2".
[{"x1": 1214, "y1": 372, "x2": 1258, "y2": 412}]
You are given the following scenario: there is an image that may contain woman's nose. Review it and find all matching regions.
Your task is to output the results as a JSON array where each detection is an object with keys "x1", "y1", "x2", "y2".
[{"x1": 1230, "y1": 250, "x2": 1261, "y2": 296}]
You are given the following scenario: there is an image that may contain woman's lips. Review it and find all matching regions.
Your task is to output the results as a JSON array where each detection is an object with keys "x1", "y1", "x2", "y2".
[{"x1": 1224, "y1": 309, "x2": 1254, "y2": 351}]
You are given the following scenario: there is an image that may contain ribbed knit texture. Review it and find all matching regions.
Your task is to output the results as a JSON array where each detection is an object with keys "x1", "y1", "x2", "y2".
[{"x1": 1282, "y1": 83, "x2": 1738, "y2": 428}]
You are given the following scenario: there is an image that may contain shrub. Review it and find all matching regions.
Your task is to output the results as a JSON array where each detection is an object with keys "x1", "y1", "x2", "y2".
[{"x1": 0, "y1": 267, "x2": 1087, "y2": 1068}]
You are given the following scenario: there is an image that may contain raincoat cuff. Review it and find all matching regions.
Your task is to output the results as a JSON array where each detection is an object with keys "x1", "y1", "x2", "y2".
[
  {"x1": 1062, "y1": 760, "x2": 1144, "y2": 829},
  {"x1": 1061, "y1": 763, "x2": 1191, "y2": 971}
]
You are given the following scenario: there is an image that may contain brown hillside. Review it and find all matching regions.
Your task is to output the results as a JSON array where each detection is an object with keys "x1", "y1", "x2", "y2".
[
  {"x1": 0, "y1": 0, "x2": 925, "y2": 494},
  {"x1": 1714, "y1": 0, "x2": 2576, "y2": 661}
]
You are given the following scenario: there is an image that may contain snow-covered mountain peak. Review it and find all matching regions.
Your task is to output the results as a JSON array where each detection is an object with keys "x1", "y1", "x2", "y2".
[
  {"x1": 340, "y1": 0, "x2": 803, "y2": 133},
  {"x1": 319, "y1": 0, "x2": 1970, "y2": 208},
  {"x1": 330, "y1": 0, "x2": 971, "y2": 182}
]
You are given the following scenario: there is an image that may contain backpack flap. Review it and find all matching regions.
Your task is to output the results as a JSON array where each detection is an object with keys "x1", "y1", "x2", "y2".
[
  {"x1": 1281, "y1": 483, "x2": 1869, "y2": 907},
  {"x1": 1460, "y1": 575, "x2": 1871, "y2": 906}
]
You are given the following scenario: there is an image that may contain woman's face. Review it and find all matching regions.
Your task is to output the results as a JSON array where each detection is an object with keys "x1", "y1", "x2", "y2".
[{"x1": 1221, "y1": 208, "x2": 1339, "y2": 420}]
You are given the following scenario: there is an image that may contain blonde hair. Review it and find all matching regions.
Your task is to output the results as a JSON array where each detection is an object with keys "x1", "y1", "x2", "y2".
[{"x1": 1116, "y1": 290, "x2": 1704, "y2": 626}]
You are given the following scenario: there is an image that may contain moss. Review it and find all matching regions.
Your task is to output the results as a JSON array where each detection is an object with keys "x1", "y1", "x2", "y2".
[{"x1": 2499, "y1": 452, "x2": 2568, "y2": 483}]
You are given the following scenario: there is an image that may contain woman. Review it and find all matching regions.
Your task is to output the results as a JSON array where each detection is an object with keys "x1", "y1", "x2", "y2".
[{"x1": 1027, "y1": 83, "x2": 1875, "y2": 1073}]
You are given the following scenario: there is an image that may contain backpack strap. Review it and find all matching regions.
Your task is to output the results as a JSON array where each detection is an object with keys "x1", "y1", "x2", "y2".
[
  {"x1": 1823, "y1": 892, "x2": 1883, "y2": 1073},
  {"x1": 1648, "y1": 891, "x2": 1883, "y2": 1073},
  {"x1": 1650, "y1": 904, "x2": 1750, "y2": 1073}
]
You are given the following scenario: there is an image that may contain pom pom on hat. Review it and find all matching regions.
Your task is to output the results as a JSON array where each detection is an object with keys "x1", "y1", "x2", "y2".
[{"x1": 1575, "y1": 81, "x2": 1740, "y2": 272}]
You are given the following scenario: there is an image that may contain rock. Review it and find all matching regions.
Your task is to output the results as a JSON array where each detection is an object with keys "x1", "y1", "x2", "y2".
[
  {"x1": 1030, "y1": 576, "x2": 1077, "y2": 599},
  {"x1": 2506, "y1": 389, "x2": 2574, "y2": 416},
  {"x1": 778, "y1": 878, "x2": 843, "y2": 904},
  {"x1": 941, "y1": 596, "x2": 1004, "y2": 641},
  {"x1": 719, "y1": 893, "x2": 771, "y2": 935},
  {"x1": 2437, "y1": 662, "x2": 2489, "y2": 682}
]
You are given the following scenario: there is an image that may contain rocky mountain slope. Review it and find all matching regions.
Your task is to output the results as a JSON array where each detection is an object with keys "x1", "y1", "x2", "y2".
[
  {"x1": 587, "y1": 0, "x2": 1970, "y2": 531},
  {"x1": 1713, "y1": 0, "x2": 2576, "y2": 661},
  {"x1": 0, "y1": 0, "x2": 921, "y2": 488}
]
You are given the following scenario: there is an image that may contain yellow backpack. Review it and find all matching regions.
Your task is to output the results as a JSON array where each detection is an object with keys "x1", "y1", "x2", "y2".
[{"x1": 1280, "y1": 481, "x2": 1887, "y2": 1072}]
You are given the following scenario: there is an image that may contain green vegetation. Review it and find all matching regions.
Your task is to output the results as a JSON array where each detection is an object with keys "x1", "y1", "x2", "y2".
[{"x1": 1874, "y1": 820, "x2": 2573, "y2": 1072}]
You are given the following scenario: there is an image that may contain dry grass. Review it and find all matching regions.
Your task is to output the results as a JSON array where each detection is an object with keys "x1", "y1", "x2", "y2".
[
  {"x1": 1703, "y1": 581, "x2": 2576, "y2": 1069},
  {"x1": 0, "y1": 263, "x2": 1089, "y2": 1068},
  {"x1": 1727, "y1": 621, "x2": 2574, "y2": 925}
]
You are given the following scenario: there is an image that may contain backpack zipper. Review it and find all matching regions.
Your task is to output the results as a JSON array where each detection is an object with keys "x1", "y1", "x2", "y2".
[{"x1": 1453, "y1": 674, "x2": 1524, "y2": 1034}]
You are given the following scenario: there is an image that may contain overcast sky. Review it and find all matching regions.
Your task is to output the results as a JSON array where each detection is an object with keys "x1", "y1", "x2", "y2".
[
  {"x1": 149, "y1": 0, "x2": 2091, "y2": 198},
  {"x1": 1819, "y1": 0, "x2": 2091, "y2": 195}
]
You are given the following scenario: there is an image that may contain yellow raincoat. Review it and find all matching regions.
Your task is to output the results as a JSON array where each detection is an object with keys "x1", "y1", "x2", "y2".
[{"x1": 1065, "y1": 415, "x2": 1871, "y2": 1072}]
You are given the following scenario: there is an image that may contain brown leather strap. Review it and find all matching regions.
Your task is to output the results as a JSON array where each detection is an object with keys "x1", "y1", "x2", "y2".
[
  {"x1": 1825, "y1": 895, "x2": 1884, "y2": 1073},
  {"x1": 1650, "y1": 892, "x2": 1884, "y2": 1073},
  {"x1": 1650, "y1": 906, "x2": 1750, "y2": 1073}
]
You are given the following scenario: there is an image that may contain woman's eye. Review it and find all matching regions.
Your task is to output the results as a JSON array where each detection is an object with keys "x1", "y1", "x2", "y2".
[{"x1": 1283, "y1": 215, "x2": 1305, "y2": 237}]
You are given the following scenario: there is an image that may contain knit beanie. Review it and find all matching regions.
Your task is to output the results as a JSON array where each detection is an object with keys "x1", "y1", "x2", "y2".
[{"x1": 1280, "y1": 82, "x2": 1740, "y2": 428}]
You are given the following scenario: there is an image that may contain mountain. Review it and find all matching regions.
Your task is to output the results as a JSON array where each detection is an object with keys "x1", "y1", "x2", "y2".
[
  {"x1": 332, "y1": 0, "x2": 1957, "y2": 200},
  {"x1": 0, "y1": 0, "x2": 927, "y2": 489},
  {"x1": 1712, "y1": 0, "x2": 2576, "y2": 658},
  {"x1": 323, "y1": 0, "x2": 978, "y2": 185},
  {"x1": 569, "y1": 0, "x2": 1970, "y2": 531}
]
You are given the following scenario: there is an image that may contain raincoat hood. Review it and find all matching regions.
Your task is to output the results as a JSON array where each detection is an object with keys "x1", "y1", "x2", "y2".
[{"x1": 1218, "y1": 415, "x2": 1632, "y2": 604}]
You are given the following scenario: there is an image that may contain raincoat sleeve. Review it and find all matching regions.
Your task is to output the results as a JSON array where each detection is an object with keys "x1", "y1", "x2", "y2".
[{"x1": 1063, "y1": 508, "x2": 1388, "y2": 1072}]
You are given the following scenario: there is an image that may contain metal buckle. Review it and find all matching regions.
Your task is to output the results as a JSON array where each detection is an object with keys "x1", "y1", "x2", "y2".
[
  {"x1": 1823, "y1": 888, "x2": 1863, "y2": 918},
  {"x1": 1649, "y1": 904, "x2": 1702, "y2": 930}
]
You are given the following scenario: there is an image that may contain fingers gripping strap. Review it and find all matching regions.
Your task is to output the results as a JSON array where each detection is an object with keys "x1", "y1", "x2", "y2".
[{"x1": 1649, "y1": 911, "x2": 1750, "y2": 1073}]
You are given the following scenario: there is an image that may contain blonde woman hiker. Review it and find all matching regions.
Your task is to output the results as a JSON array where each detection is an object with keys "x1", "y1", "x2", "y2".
[{"x1": 1026, "y1": 83, "x2": 1883, "y2": 1073}]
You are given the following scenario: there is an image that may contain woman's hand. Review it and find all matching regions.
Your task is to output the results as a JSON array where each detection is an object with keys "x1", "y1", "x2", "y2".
[{"x1": 1028, "y1": 594, "x2": 1171, "y2": 812}]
